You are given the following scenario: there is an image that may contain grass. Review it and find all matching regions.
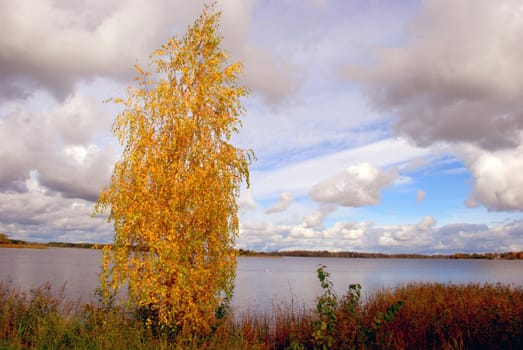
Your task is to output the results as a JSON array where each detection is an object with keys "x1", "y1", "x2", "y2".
[
  {"x1": 1, "y1": 278, "x2": 523, "y2": 349},
  {"x1": 352, "y1": 282, "x2": 523, "y2": 349}
]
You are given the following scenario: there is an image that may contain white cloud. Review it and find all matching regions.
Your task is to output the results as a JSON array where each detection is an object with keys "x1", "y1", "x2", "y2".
[
  {"x1": 290, "y1": 225, "x2": 316, "y2": 239},
  {"x1": 309, "y1": 163, "x2": 397, "y2": 207},
  {"x1": 323, "y1": 221, "x2": 366, "y2": 241},
  {"x1": 460, "y1": 141, "x2": 523, "y2": 211},
  {"x1": 378, "y1": 216, "x2": 436, "y2": 247},
  {"x1": 434, "y1": 221, "x2": 523, "y2": 253},
  {"x1": 250, "y1": 138, "x2": 429, "y2": 199},
  {"x1": 241, "y1": 46, "x2": 305, "y2": 105},
  {"x1": 302, "y1": 205, "x2": 335, "y2": 228},
  {"x1": 344, "y1": 0, "x2": 523, "y2": 151},
  {"x1": 265, "y1": 192, "x2": 294, "y2": 214},
  {"x1": 418, "y1": 216, "x2": 436, "y2": 231},
  {"x1": 0, "y1": 0, "x2": 182, "y2": 98},
  {"x1": 238, "y1": 189, "x2": 256, "y2": 210},
  {"x1": 53, "y1": 93, "x2": 110, "y2": 144},
  {"x1": 0, "y1": 175, "x2": 112, "y2": 243},
  {"x1": 0, "y1": 0, "x2": 302, "y2": 105},
  {"x1": 343, "y1": 0, "x2": 523, "y2": 214},
  {"x1": 416, "y1": 189, "x2": 426, "y2": 203},
  {"x1": 63, "y1": 145, "x2": 97, "y2": 165},
  {"x1": 0, "y1": 93, "x2": 116, "y2": 201},
  {"x1": 237, "y1": 221, "x2": 292, "y2": 251},
  {"x1": 237, "y1": 213, "x2": 523, "y2": 254}
]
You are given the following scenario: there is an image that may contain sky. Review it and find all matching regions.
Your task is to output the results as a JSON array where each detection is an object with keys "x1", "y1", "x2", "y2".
[{"x1": 1, "y1": 0, "x2": 523, "y2": 254}]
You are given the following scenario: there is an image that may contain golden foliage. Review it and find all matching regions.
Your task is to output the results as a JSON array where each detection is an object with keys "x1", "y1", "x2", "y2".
[{"x1": 95, "y1": 5, "x2": 252, "y2": 334}]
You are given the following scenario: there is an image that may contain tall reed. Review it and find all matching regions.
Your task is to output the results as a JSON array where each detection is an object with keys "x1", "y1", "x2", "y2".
[{"x1": 1, "y1": 278, "x2": 522, "y2": 349}]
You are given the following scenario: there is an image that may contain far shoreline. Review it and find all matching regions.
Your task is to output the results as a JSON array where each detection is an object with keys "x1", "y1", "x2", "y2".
[{"x1": 1, "y1": 240, "x2": 522, "y2": 260}]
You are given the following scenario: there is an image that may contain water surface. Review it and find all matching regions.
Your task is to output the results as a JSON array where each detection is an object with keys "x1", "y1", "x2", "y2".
[{"x1": 2, "y1": 248, "x2": 523, "y2": 311}]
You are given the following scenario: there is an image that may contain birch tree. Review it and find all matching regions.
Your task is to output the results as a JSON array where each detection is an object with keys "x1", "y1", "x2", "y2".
[{"x1": 95, "y1": 5, "x2": 252, "y2": 333}]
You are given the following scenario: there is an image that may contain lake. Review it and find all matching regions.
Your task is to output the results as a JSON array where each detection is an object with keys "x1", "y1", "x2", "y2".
[{"x1": 2, "y1": 247, "x2": 523, "y2": 311}]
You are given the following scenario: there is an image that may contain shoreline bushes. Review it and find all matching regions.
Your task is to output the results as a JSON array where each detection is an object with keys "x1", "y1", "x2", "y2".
[{"x1": 1, "y1": 278, "x2": 522, "y2": 349}]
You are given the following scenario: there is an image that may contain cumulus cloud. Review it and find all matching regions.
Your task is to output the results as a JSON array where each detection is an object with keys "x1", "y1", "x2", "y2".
[
  {"x1": 237, "y1": 222, "x2": 292, "y2": 251},
  {"x1": 343, "y1": 0, "x2": 523, "y2": 213},
  {"x1": 218, "y1": 1, "x2": 305, "y2": 105},
  {"x1": 372, "y1": 216, "x2": 523, "y2": 253},
  {"x1": 323, "y1": 221, "x2": 367, "y2": 242},
  {"x1": 309, "y1": 163, "x2": 397, "y2": 207},
  {"x1": 0, "y1": 94, "x2": 116, "y2": 201},
  {"x1": 460, "y1": 141, "x2": 523, "y2": 211},
  {"x1": 0, "y1": 0, "x2": 302, "y2": 104},
  {"x1": 344, "y1": 0, "x2": 523, "y2": 150},
  {"x1": 416, "y1": 189, "x2": 426, "y2": 203},
  {"x1": 238, "y1": 219, "x2": 368, "y2": 252},
  {"x1": 241, "y1": 46, "x2": 305, "y2": 105},
  {"x1": 378, "y1": 216, "x2": 436, "y2": 247},
  {"x1": 0, "y1": 0, "x2": 189, "y2": 99},
  {"x1": 374, "y1": 216, "x2": 523, "y2": 254},
  {"x1": 265, "y1": 192, "x2": 294, "y2": 214},
  {"x1": 433, "y1": 222, "x2": 522, "y2": 253},
  {"x1": 0, "y1": 175, "x2": 112, "y2": 243},
  {"x1": 290, "y1": 225, "x2": 316, "y2": 239},
  {"x1": 238, "y1": 216, "x2": 523, "y2": 254},
  {"x1": 251, "y1": 138, "x2": 428, "y2": 199},
  {"x1": 302, "y1": 205, "x2": 335, "y2": 228},
  {"x1": 238, "y1": 189, "x2": 256, "y2": 210},
  {"x1": 418, "y1": 216, "x2": 436, "y2": 231}
]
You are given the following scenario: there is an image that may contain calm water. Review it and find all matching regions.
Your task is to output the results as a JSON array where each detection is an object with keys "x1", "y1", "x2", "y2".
[{"x1": 2, "y1": 248, "x2": 523, "y2": 311}]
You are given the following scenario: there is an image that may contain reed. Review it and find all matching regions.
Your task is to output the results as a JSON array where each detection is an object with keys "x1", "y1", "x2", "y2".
[{"x1": 1, "y1": 277, "x2": 522, "y2": 349}]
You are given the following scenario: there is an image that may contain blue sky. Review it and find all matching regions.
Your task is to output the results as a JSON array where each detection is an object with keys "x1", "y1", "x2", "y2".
[{"x1": 1, "y1": 0, "x2": 522, "y2": 254}]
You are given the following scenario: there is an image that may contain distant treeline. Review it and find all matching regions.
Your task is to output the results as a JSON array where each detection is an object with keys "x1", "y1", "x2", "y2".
[
  {"x1": 2, "y1": 233, "x2": 523, "y2": 258},
  {"x1": 237, "y1": 249, "x2": 523, "y2": 260},
  {"x1": 0, "y1": 233, "x2": 100, "y2": 249},
  {"x1": 46, "y1": 242, "x2": 99, "y2": 249}
]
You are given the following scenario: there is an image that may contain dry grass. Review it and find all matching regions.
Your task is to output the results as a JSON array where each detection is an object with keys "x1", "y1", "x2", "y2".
[
  {"x1": 1, "y1": 280, "x2": 522, "y2": 349},
  {"x1": 361, "y1": 283, "x2": 523, "y2": 349}
]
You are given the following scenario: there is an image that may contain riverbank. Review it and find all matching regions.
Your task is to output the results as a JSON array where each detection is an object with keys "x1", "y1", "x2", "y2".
[
  {"x1": 1, "y1": 279, "x2": 522, "y2": 349},
  {"x1": 0, "y1": 243, "x2": 47, "y2": 249},
  {"x1": 2, "y1": 242, "x2": 523, "y2": 259},
  {"x1": 0, "y1": 240, "x2": 98, "y2": 250},
  {"x1": 238, "y1": 249, "x2": 523, "y2": 260},
  {"x1": 3, "y1": 232, "x2": 523, "y2": 259}
]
